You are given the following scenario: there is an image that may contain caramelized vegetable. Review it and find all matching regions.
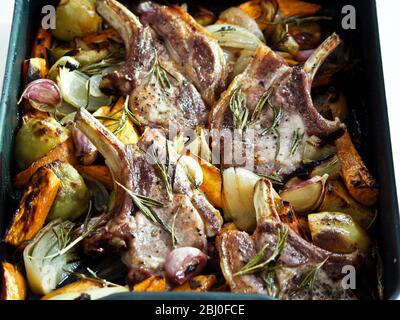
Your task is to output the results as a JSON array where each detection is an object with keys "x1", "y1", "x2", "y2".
[
  {"x1": 14, "y1": 139, "x2": 75, "y2": 189},
  {"x1": 173, "y1": 275, "x2": 217, "y2": 292},
  {"x1": 278, "y1": 203, "x2": 303, "y2": 237},
  {"x1": 75, "y1": 165, "x2": 113, "y2": 190},
  {"x1": 22, "y1": 58, "x2": 48, "y2": 86},
  {"x1": 47, "y1": 162, "x2": 90, "y2": 221},
  {"x1": 1, "y1": 262, "x2": 27, "y2": 300},
  {"x1": 5, "y1": 167, "x2": 61, "y2": 247},
  {"x1": 335, "y1": 131, "x2": 379, "y2": 206},
  {"x1": 15, "y1": 117, "x2": 70, "y2": 170},
  {"x1": 318, "y1": 180, "x2": 375, "y2": 230},
  {"x1": 31, "y1": 27, "x2": 52, "y2": 62},
  {"x1": 310, "y1": 155, "x2": 341, "y2": 180},
  {"x1": 197, "y1": 158, "x2": 223, "y2": 209},
  {"x1": 133, "y1": 276, "x2": 167, "y2": 292},
  {"x1": 276, "y1": 0, "x2": 321, "y2": 18},
  {"x1": 280, "y1": 175, "x2": 328, "y2": 214},
  {"x1": 308, "y1": 212, "x2": 371, "y2": 254},
  {"x1": 41, "y1": 279, "x2": 102, "y2": 300},
  {"x1": 52, "y1": 0, "x2": 102, "y2": 41}
]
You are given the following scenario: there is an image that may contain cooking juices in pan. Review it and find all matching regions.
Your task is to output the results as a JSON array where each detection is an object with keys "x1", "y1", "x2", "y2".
[{"x1": 0, "y1": 0, "x2": 388, "y2": 300}]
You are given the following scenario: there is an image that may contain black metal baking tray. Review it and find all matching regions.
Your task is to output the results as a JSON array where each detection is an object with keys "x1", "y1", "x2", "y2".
[{"x1": 0, "y1": 0, "x2": 399, "y2": 300}]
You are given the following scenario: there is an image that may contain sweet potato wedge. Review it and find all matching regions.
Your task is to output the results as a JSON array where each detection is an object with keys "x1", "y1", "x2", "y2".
[
  {"x1": 133, "y1": 276, "x2": 167, "y2": 292},
  {"x1": 173, "y1": 275, "x2": 217, "y2": 292},
  {"x1": 5, "y1": 167, "x2": 61, "y2": 247},
  {"x1": 196, "y1": 159, "x2": 223, "y2": 209},
  {"x1": 239, "y1": 0, "x2": 263, "y2": 20},
  {"x1": 276, "y1": 0, "x2": 321, "y2": 18},
  {"x1": 31, "y1": 27, "x2": 52, "y2": 63},
  {"x1": 318, "y1": 180, "x2": 375, "y2": 230},
  {"x1": 14, "y1": 139, "x2": 75, "y2": 189},
  {"x1": 41, "y1": 279, "x2": 103, "y2": 300},
  {"x1": 81, "y1": 28, "x2": 119, "y2": 45},
  {"x1": 1, "y1": 262, "x2": 27, "y2": 300},
  {"x1": 76, "y1": 165, "x2": 113, "y2": 190},
  {"x1": 335, "y1": 131, "x2": 379, "y2": 206}
]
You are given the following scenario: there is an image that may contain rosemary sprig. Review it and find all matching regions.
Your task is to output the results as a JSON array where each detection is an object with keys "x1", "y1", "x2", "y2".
[
  {"x1": 42, "y1": 204, "x2": 105, "y2": 260},
  {"x1": 71, "y1": 267, "x2": 125, "y2": 288},
  {"x1": 298, "y1": 257, "x2": 330, "y2": 291},
  {"x1": 229, "y1": 87, "x2": 249, "y2": 133},
  {"x1": 79, "y1": 53, "x2": 125, "y2": 76},
  {"x1": 274, "y1": 129, "x2": 281, "y2": 160},
  {"x1": 122, "y1": 96, "x2": 142, "y2": 127},
  {"x1": 146, "y1": 141, "x2": 173, "y2": 201},
  {"x1": 261, "y1": 104, "x2": 283, "y2": 136},
  {"x1": 250, "y1": 89, "x2": 273, "y2": 123},
  {"x1": 148, "y1": 50, "x2": 177, "y2": 91},
  {"x1": 234, "y1": 226, "x2": 289, "y2": 277},
  {"x1": 258, "y1": 174, "x2": 284, "y2": 186},
  {"x1": 290, "y1": 128, "x2": 304, "y2": 157},
  {"x1": 171, "y1": 207, "x2": 180, "y2": 249},
  {"x1": 115, "y1": 182, "x2": 176, "y2": 243}
]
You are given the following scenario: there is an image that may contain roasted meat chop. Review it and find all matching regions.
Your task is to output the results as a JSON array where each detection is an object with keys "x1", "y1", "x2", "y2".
[
  {"x1": 137, "y1": 1, "x2": 228, "y2": 106},
  {"x1": 75, "y1": 108, "x2": 222, "y2": 283},
  {"x1": 96, "y1": 0, "x2": 211, "y2": 132},
  {"x1": 217, "y1": 179, "x2": 362, "y2": 299},
  {"x1": 209, "y1": 34, "x2": 344, "y2": 179}
]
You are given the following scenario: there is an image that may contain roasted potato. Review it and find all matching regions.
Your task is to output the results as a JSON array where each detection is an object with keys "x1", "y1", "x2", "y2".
[
  {"x1": 318, "y1": 180, "x2": 375, "y2": 230},
  {"x1": 47, "y1": 162, "x2": 90, "y2": 221},
  {"x1": 1, "y1": 262, "x2": 27, "y2": 300},
  {"x1": 15, "y1": 117, "x2": 70, "y2": 170},
  {"x1": 308, "y1": 212, "x2": 371, "y2": 254},
  {"x1": 335, "y1": 131, "x2": 379, "y2": 206},
  {"x1": 52, "y1": 0, "x2": 102, "y2": 41},
  {"x1": 5, "y1": 167, "x2": 61, "y2": 247}
]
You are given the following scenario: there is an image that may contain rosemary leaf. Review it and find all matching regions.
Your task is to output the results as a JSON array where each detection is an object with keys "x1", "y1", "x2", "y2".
[
  {"x1": 298, "y1": 256, "x2": 330, "y2": 291},
  {"x1": 148, "y1": 50, "x2": 177, "y2": 91},
  {"x1": 146, "y1": 142, "x2": 173, "y2": 201},
  {"x1": 261, "y1": 104, "x2": 283, "y2": 136},
  {"x1": 115, "y1": 182, "x2": 176, "y2": 243},
  {"x1": 229, "y1": 87, "x2": 249, "y2": 132},
  {"x1": 234, "y1": 226, "x2": 289, "y2": 277},
  {"x1": 258, "y1": 174, "x2": 284, "y2": 186},
  {"x1": 250, "y1": 89, "x2": 272, "y2": 123},
  {"x1": 290, "y1": 128, "x2": 304, "y2": 157},
  {"x1": 71, "y1": 267, "x2": 125, "y2": 288}
]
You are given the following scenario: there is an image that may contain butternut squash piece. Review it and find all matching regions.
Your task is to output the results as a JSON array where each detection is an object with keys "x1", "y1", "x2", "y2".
[
  {"x1": 195, "y1": 158, "x2": 223, "y2": 209},
  {"x1": 41, "y1": 279, "x2": 102, "y2": 300},
  {"x1": 239, "y1": 1, "x2": 263, "y2": 20},
  {"x1": 81, "y1": 28, "x2": 118, "y2": 45},
  {"x1": 276, "y1": 0, "x2": 321, "y2": 18},
  {"x1": 133, "y1": 276, "x2": 167, "y2": 292},
  {"x1": 1, "y1": 262, "x2": 27, "y2": 300},
  {"x1": 31, "y1": 27, "x2": 52, "y2": 63},
  {"x1": 5, "y1": 167, "x2": 61, "y2": 247},
  {"x1": 76, "y1": 165, "x2": 113, "y2": 190},
  {"x1": 173, "y1": 275, "x2": 217, "y2": 292},
  {"x1": 14, "y1": 139, "x2": 75, "y2": 189},
  {"x1": 335, "y1": 131, "x2": 379, "y2": 206}
]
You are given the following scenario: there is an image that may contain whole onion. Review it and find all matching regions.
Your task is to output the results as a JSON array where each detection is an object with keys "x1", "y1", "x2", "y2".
[{"x1": 165, "y1": 247, "x2": 207, "y2": 285}]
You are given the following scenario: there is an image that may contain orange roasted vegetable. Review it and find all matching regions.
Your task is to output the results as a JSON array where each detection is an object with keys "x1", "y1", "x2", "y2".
[
  {"x1": 335, "y1": 131, "x2": 379, "y2": 206},
  {"x1": 14, "y1": 139, "x2": 75, "y2": 189},
  {"x1": 76, "y1": 165, "x2": 113, "y2": 190},
  {"x1": 173, "y1": 275, "x2": 217, "y2": 292},
  {"x1": 41, "y1": 279, "x2": 103, "y2": 300},
  {"x1": 276, "y1": 0, "x2": 321, "y2": 18},
  {"x1": 0, "y1": 262, "x2": 27, "y2": 300},
  {"x1": 5, "y1": 167, "x2": 61, "y2": 247},
  {"x1": 31, "y1": 27, "x2": 52, "y2": 65},
  {"x1": 196, "y1": 158, "x2": 223, "y2": 209},
  {"x1": 133, "y1": 276, "x2": 168, "y2": 292}
]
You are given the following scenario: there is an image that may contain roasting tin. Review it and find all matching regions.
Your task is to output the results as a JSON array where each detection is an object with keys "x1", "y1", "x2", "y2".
[{"x1": 0, "y1": 0, "x2": 399, "y2": 300}]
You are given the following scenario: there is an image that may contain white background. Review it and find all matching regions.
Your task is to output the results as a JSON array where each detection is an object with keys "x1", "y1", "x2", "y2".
[{"x1": 0, "y1": 0, "x2": 399, "y2": 198}]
